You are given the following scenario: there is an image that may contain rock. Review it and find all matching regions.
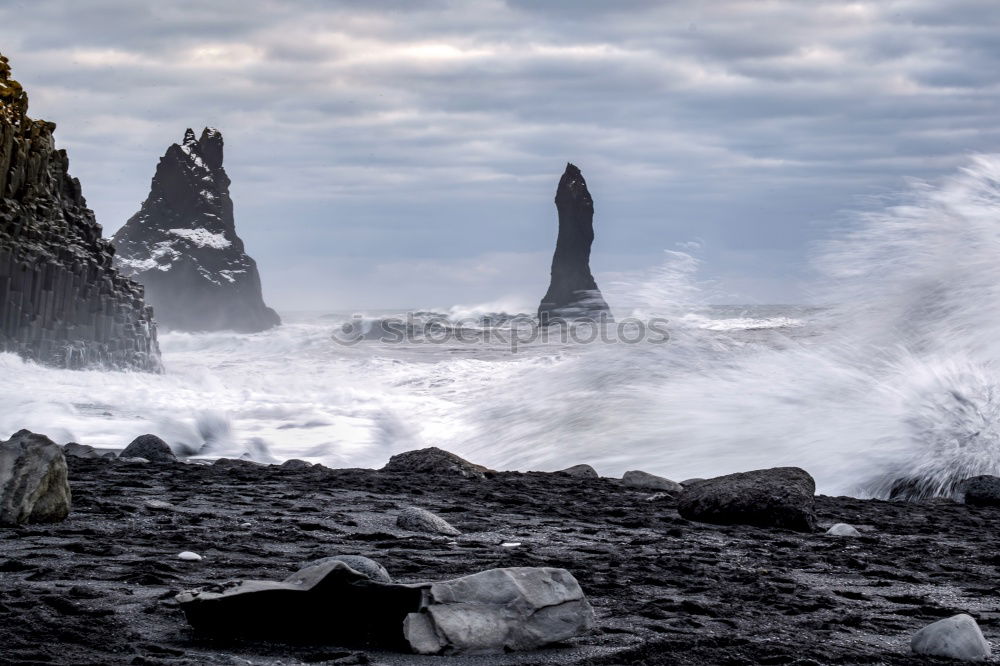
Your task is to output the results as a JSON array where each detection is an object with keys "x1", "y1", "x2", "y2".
[
  {"x1": 677, "y1": 467, "x2": 817, "y2": 532},
  {"x1": 622, "y1": 470, "x2": 683, "y2": 492},
  {"x1": 145, "y1": 499, "x2": 175, "y2": 511},
  {"x1": 117, "y1": 457, "x2": 149, "y2": 464},
  {"x1": 538, "y1": 163, "x2": 612, "y2": 323},
  {"x1": 213, "y1": 457, "x2": 263, "y2": 469},
  {"x1": 178, "y1": 551, "x2": 202, "y2": 561},
  {"x1": 0, "y1": 430, "x2": 71, "y2": 525},
  {"x1": 826, "y1": 523, "x2": 861, "y2": 537},
  {"x1": 403, "y1": 567, "x2": 595, "y2": 655},
  {"x1": 558, "y1": 464, "x2": 599, "y2": 478},
  {"x1": 111, "y1": 128, "x2": 280, "y2": 333},
  {"x1": 0, "y1": 54, "x2": 160, "y2": 371},
  {"x1": 309, "y1": 555, "x2": 391, "y2": 583},
  {"x1": 645, "y1": 492, "x2": 676, "y2": 502},
  {"x1": 381, "y1": 447, "x2": 491, "y2": 479},
  {"x1": 911, "y1": 614, "x2": 990, "y2": 661},
  {"x1": 63, "y1": 442, "x2": 100, "y2": 459},
  {"x1": 680, "y1": 478, "x2": 706, "y2": 487},
  {"x1": 176, "y1": 560, "x2": 424, "y2": 642},
  {"x1": 959, "y1": 476, "x2": 1000, "y2": 507},
  {"x1": 397, "y1": 506, "x2": 461, "y2": 536},
  {"x1": 178, "y1": 562, "x2": 593, "y2": 655},
  {"x1": 120, "y1": 434, "x2": 176, "y2": 463},
  {"x1": 280, "y1": 458, "x2": 312, "y2": 470}
]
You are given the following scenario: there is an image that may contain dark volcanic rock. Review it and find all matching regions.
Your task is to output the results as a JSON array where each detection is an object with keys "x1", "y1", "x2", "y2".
[
  {"x1": 622, "y1": 470, "x2": 683, "y2": 492},
  {"x1": 0, "y1": 429, "x2": 70, "y2": 525},
  {"x1": 558, "y1": 464, "x2": 599, "y2": 478},
  {"x1": 381, "y1": 447, "x2": 491, "y2": 479},
  {"x1": 0, "y1": 54, "x2": 160, "y2": 370},
  {"x1": 397, "y1": 506, "x2": 461, "y2": 536},
  {"x1": 958, "y1": 475, "x2": 1000, "y2": 507},
  {"x1": 538, "y1": 163, "x2": 611, "y2": 323},
  {"x1": 120, "y1": 434, "x2": 176, "y2": 463},
  {"x1": 678, "y1": 466, "x2": 817, "y2": 532},
  {"x1": 111, "y1": 128, "x2": 280, "y2": 333}
]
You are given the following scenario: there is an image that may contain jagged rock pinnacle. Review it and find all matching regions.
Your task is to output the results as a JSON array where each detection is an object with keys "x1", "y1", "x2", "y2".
[
  {"x1": 538, "y1": 163, "x2": 611, "y2": 323},
  {"x1": 111, "y1": 128, "x2": 280, "y2": 333}
]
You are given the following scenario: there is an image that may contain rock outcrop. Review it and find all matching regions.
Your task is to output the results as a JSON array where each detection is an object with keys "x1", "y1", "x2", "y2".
[
  {"x1": 380, "y1": 447, "x2": 491, "y2": 479},
  {"x1": 538, "y1": 163, "x2": 611, "y2": 323},
  {"x1": 112, "y1": 128, "x2": 280, "y2": 333},
  {"x1": 678, "y1": 466, "x2": 818, "y2": 532},
  {"x1": 959, "y1": 475, "x2": 1000, "y2": 507},
  {"x1": 0, "y1": 54, "x2": 160, "y2": 370},
  {"x1": 0, "y1": 429, "x2": 71, "y2": 525}
]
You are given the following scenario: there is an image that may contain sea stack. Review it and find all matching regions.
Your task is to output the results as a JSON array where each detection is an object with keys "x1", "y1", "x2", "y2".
[
  {"x1": 0, "y1": 54, "x2": 160, "y2": 370},
  {"x1": 538, "y1": 163, "x2": 611, "y2": 323},
  {"x1": 112, "y1": 128, "x2": 280, "y2": 332}
]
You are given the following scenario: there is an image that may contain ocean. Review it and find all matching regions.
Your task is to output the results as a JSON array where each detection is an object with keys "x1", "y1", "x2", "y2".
[{"x1": 5, "y1": 155, "x2": 1000, "y2": 499}]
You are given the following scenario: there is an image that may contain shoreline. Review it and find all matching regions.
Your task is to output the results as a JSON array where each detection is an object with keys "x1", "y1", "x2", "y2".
[{"x1": 2, "y1": 453, "x2": 996, "y2": 665}]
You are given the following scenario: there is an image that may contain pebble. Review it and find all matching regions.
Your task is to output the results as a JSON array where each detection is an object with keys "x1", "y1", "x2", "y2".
[
  {"x1": 177, "y1": 551, "x2": 203, "y2": 562},
  {"x1": 501, "y1": 542, "x2": 522, "y2": 548}
]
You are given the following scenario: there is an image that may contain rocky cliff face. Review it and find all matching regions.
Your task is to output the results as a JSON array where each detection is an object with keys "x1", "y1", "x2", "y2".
[
  {"x1": 0, "y1": 54, "x2": 160, "y2": 371},
  {"x1": 538, "y1": 163, "x2": 611, "y2": 323},
  {"x1": 112, "y1": 128, "x2": 280, "y2": 333}
]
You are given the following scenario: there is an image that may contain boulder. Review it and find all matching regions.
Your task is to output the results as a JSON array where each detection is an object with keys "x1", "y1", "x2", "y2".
[
  {"x1": 0, "y1": 430, "x2": 71, "y2": 525},
  {"x1": 176, "y1": 562, "x2": 593, "y2": 655},
  {"x1": 558, "y1": 464, "x2": 599, "y2": 478},
  {"x1": 280, "y1": 458, "x2": 313, "y2": 470},
  {"x1": 63, "y1": 442, "x2": 100, "y2": 459},
  {"x1": 825, "y1": 523, "x2": 861, "y2": 537},
  {"x1": 622, "y1": 470, "x2": 683, "y2": 492},
  {"x1": 310, "y1": 555, "x2": 391, "y2": 583},
  {"x1": 911, "y1": 614, "x2": 990, "y2": 661},
  {"x1": 121, "y1": 434, "x2": 176, "y2": 463},
  {"x1": 381, "y1": 447, "x2": 491, "y2": 479},
  {"x1": 397, "y1": 507, "x2": 461, "y2": 536},
  {"x1": 680, "y1": 478, "x2": 706, "y2": 487},
  {"x1": 404, "y1": 567, "x2": 594, "y2": 655},
  {"x1": 176, "y1": 560, "x2": 423, "y2": 643},
  {"x1": 959, "y1": 476, "x2": 1000, "y2": 507},
  {"x1": 677, "y1": 467, "x2": 817, "y2": 532}
]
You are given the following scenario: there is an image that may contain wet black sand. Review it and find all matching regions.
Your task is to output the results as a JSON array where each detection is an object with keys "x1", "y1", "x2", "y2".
[{"x1": 1, "y1": 457, "x2": 997, "y2": 665}]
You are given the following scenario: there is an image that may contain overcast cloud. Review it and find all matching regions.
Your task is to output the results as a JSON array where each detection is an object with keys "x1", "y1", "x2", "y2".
[{"x1": 2, "y1": 0, "x2": 999, "y2": 310}]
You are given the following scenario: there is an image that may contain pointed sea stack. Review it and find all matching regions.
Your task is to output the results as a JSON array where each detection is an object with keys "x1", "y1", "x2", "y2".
[
  {"x1": 538, "y1": 163, "x2": 611, "y2": 323},
  {"x1": 112, "y1": 128, "x2": 280, "y2": 332},
  {"x1": 0, "y1": 54, "x2": 160, "y2": 370}
]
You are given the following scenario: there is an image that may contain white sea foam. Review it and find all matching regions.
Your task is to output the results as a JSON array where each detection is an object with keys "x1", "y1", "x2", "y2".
[{"x1": 3, "y1": 156, "x2": 1000, "y2": 498}]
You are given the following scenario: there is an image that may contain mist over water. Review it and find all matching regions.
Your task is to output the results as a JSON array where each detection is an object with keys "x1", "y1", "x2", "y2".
[{"x1": 4, "y1": 156, "x2": 1000, "y2": 497}]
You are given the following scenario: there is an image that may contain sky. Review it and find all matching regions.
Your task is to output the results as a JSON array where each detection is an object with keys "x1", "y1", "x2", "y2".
[{"x1": 2, "y1": 0, "x2": 999, "y2": 311}]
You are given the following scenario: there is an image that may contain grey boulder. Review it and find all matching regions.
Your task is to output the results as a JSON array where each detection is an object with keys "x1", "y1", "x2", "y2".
[
  {"x1": 622, "y1": 470, "x2": 683, "y2": 492},
  {"x1": 381, "y1": 447, "x2": 491, "y2": 479},
  {"x1": 280, "y1": 458, "x2": 313, "y2": 470},
  {"x1": 911, "y1": 614, "x2": 991, "y2": 661},
  {"x1": 121, "y1": 434, "x2": 176, "y2": 462},
  {"x1": 404, "y1": 567, "x2": 594, "y2": 655},
  {"x1": 959, "y1": 476, "x2": 1000, "y2": 507},
  {"x1": 0, "y1": 430, "x2": 71, "y2": 526},
  {"x1": 397, "y1": 506, "x2": 461, "y2": 536},
  {"x1": 310, "y1": 555, "x2": 391, "y2": 583},
  {"x1": 558, "y1": 464, "x2": 598, "y2": 478},
  {"x1": 677, "y1": 467, "x2": 817, "y2": 532},
  {"x1": 826, "y1": 523, "x2": 861, "y2": 537}
]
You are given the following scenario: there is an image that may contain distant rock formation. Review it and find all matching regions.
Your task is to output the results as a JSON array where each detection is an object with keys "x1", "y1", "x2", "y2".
[
  {"x1": 538, "y1": 163, "x2": 611, "y2": 323},
  {"x1": 0, "y1": 54, "x2": 160, "y2": 370},
  {"x1": 112, "y1": 128, "x2": 280, "y2": 332}
]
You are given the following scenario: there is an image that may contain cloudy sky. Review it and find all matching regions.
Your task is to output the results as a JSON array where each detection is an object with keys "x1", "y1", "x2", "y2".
[{"x1": 2, "y1": 0, "x2": 999, "y2": 311}]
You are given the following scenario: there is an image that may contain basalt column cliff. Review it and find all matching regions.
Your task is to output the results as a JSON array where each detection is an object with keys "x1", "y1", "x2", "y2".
[
  {"x1": 538, "y1": 163, "x2": 611, "y2": 322},
  {"x1": 112, "y1": 128, "x2": 280, "y2": 333},
  {"x1": 0, "y1": 55, "x2": 160, "y2": 370}
]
